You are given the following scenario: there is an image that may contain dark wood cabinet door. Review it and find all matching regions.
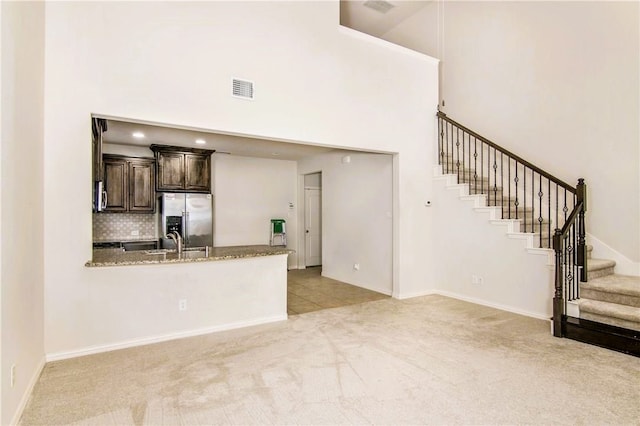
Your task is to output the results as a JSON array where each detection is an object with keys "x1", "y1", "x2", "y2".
[
  {"x1": 103, "y1": 158, "x2": 128, "y2": 212},
  {"x1": 157, "y1": 152, "x2": 185, "y2": 191},
  {"x1": 184, "y1": 154, "x2": 210, "y2": 191},
  {"x1": 128, "y1": 160, "x2": 155, "y2": 212}
]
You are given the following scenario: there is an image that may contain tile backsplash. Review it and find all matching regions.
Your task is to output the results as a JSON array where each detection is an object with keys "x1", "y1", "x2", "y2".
[{"x1": 93, "y1": 213, "x2": 157, "y2": 241}]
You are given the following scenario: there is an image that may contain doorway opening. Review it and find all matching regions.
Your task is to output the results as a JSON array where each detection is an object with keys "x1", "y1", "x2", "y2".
[{"x1": 304, "y1": 172, "x2": 322, "y2": 267}]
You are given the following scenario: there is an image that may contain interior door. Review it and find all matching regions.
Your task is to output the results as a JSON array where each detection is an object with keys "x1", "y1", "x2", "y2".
[{"x1": 305, "y1": 188, "x2": 322, "y2": 267}]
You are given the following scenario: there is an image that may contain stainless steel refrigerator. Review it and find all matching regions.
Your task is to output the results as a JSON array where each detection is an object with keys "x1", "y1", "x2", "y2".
[{"x1": 159, "y1": 193, "x2": 213, "y2": 249}]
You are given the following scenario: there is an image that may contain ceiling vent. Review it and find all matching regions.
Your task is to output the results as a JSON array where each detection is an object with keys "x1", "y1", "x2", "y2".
[
  {"x1": 363, "y1": 0, "x2": 395, "y2": 14},
  {"x1": 232, "y1": 78, "x2": 254, "y2": 100}
]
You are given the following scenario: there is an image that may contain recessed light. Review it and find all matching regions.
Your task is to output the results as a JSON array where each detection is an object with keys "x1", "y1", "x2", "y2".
[
  {"x1": 195, "y1": 139, "x2": 206, "y2": 145},
  {"x1": 132, "y1": 132, "x2": 145, "y2": 139}
]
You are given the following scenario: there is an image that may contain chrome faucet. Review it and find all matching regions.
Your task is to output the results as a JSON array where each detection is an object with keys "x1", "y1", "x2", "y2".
[{"x1": 166, "y1": 231, "x2": 183, "y2": 254}]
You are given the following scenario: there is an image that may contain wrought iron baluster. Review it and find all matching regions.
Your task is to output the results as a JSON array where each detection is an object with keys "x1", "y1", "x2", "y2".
[
  {"x1": 572, "y1": 223, "x2": 577, "y2": 301},
  {"x1": 538, "y1": 174, "x2": 543, "y2": 247},
  {"x1": 492, "y1": 148, "x2": 498, "y2": 206},
  {"x1": 438, "y1": 117, "x2": 444, "y2": 167},
  {"x1": 468, "y1": 132, "x2": 471, "y2": 186},
  {"x1": 565, "y1": 232, "x2": 574, "y2": 302},
  {"x1": 547, "y1": 179, "x2": 551, "y2": 249},
  {"x1": 455, "y1": 127, "x2": 461, "y2": 182},
  {"x1": 481, "y1": 141, "x2": 484, "y2": 196},
  {"x1": 555, "y1": 183, "x2": 560, "y2": 228},
  {"x1": 514, "y1": 162, "x2": 519, "y2": 219},
  {"x1": 451, "y1": 122, "x2": 455, "y2": 174},
  {"x1": 508, "y1": 157, "x2": 511, "y2": 218},
  {"x1": 500, "y1": 152, "x2": 504, "y2": 219},
  {"x1": 524, "y1": 166, "x2": 527, "y2": 231},
  {"x1": 461, "y1": 130, "x2": 465, "y2": 184},
  {"x1": 473, "y1": 137, "x2": 478, "y2": 193},
  {"x1": 531, "y1": 172, "x2": 535, "y2": 234},
  {"x1": 444, "y1": 121, "x2": 449, "y2": 173}
]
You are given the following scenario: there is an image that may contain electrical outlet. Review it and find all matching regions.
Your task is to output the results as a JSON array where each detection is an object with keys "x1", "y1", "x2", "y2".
[
  {"x1": 179, "y1": 299, "x2": 187, "y2": 311},
  {"x1": 353, "y1": 263, "x2": 360, "y2": 271},
  {"x1": 472, "y1": 275, "x2": 484, "y2": 285},
  {"x1": 10, "y1": 364, "x2": 16, "y2": 388}
]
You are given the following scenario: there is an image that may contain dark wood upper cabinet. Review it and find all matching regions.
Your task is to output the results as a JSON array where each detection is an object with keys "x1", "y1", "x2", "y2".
[
  {"x1": 151, "y1": 145, "x2": 215, "y2": 193},
  {"x1": 103, "y1": 157, "x2": 128, "y2": 212},
  {"x1": 128, "y1": 159, "x2": 156, "y2": 212},
  {"x1": 156, "y1": 151, "x2": 185, "y2": 191},
  {"x1": 102, "y1": 155, "x2": 155, "y2": 213},
  {"x1": 185, "y1": 154, "x2": 210, "y2": 191}
]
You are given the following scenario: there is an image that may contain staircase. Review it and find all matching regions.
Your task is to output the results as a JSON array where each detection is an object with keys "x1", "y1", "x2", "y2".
[
  {"x1": 436, "y1": 111, "x2": 640, "y2": 356},
  {"x1": 441, "y1": 153, "x2": 555, "y2": 249}
]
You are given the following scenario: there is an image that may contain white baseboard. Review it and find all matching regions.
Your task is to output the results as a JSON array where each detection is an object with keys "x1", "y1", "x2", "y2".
[
  {"x1": 430, "y1": 290, "x2": 550, "y2": 321},
  {"x1": 10, "y1": 356, "x2": 45, "y2": 426},
  {"x1": 46, "y1": 314, "x2": 288, "y2": 362},
  {"x1": 394, "y1": 289, "x2": 437, "y2": 300}
]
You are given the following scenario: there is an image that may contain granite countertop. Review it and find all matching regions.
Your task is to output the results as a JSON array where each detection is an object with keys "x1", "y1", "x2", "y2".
[{"x1": 86, "y1": 245, "x2": 293, "y2": 267}]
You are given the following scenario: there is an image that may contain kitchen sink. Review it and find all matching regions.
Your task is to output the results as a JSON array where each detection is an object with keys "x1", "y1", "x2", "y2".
[
  {"x1": 143, "y1": 248, "x2": 209, "y2": 259},
  {"x1": 122, "y1": 240, "x2": 159, "y2": 251}
]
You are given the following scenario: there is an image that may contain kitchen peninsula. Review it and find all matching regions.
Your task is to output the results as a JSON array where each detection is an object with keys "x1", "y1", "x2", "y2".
[
  {"x1": 87, "y1": 245, "x2": 292, "y2": 267},
  {"x1": 66, "y1": 244, "x2": 292, "y2": 361}
]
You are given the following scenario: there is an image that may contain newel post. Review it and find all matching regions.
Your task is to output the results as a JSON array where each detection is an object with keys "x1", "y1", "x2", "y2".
[
  {"x1": 552, "y1": 228, "x2": 564, "y2": 337},
  {"x1": 576, "y1": 179, "x2": 587, "y2": 282}
]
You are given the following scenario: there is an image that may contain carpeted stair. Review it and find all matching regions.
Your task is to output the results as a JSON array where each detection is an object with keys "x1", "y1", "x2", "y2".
[{"x1": 578, "y1": 247, "x2": 640, "y2": 332}]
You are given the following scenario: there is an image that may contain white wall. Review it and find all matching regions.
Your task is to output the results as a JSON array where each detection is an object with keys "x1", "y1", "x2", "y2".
[
  {"x1": 1, "y1": 2, "x2": 45, "y2": 424},
  {"x1": 212, "y1": 155, "x2": 297, "y2": 268},
  {"x1": 298, "y1": 151, "x2": 393, "y2": 295},
  {"x1": 385, "y1": 1, "x2": 640, "y2": 265},
  {"x1": 42, "y1": 1, "x2": 438, "y2": 355}
]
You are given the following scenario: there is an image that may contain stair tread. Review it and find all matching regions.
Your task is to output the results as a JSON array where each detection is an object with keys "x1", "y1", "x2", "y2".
[
  {"x1": 587, "y1": 258, "x2": 616, "y2": 271},
  {"x1": 581, "y1": 274, "x2": 640, "y2": 297},
  {"x1": 578, "y1": 298, "x2": 640, "y2": 323}
]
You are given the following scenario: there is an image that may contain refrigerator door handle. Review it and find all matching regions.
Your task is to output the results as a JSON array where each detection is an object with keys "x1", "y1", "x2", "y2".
[
  {"x1": 182, "y1": 211, "x2": 188, "y2": 245},
  {"x1": 185, "y1": 211, "x2": 190, "y2": 245}
]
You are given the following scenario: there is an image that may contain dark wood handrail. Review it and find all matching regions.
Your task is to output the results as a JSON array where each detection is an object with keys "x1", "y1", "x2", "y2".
[
  {"x1": 438, "y1": 111, "x2": 576, "y2": 193},
  {"x1": 558, "y1": 201, "x2": 584, "y2": 237}
]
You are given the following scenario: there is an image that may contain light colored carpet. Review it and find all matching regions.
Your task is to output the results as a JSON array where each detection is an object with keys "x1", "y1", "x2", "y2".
[{"x1": 20, "y1": 295, "x2": 640, "y2": 425}]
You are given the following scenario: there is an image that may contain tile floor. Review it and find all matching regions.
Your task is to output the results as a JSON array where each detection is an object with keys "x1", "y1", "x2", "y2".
[{"x1": 287, "y1": 266, "x2": 388, "y2": 315}]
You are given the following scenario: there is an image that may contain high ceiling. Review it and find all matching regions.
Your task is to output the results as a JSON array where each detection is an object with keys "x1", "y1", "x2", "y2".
[
  {"x1": 101, "y1": 2, "x2": 426, "y2": 161},
  {"x1": 101, "y1": 118, "x2": 336, "y2": 161},
  {"x1": 341, "y1": 0, "x2": 430, "y2": 37}
]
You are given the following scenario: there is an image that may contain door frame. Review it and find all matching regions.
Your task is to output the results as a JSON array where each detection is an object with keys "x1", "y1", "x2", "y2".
[
  {"x1": 297, "y1": 171, "x2": 322, "y2": 270},
  {"x1": 304, "y1": 187, "x2": 322, "y2": 267}
]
